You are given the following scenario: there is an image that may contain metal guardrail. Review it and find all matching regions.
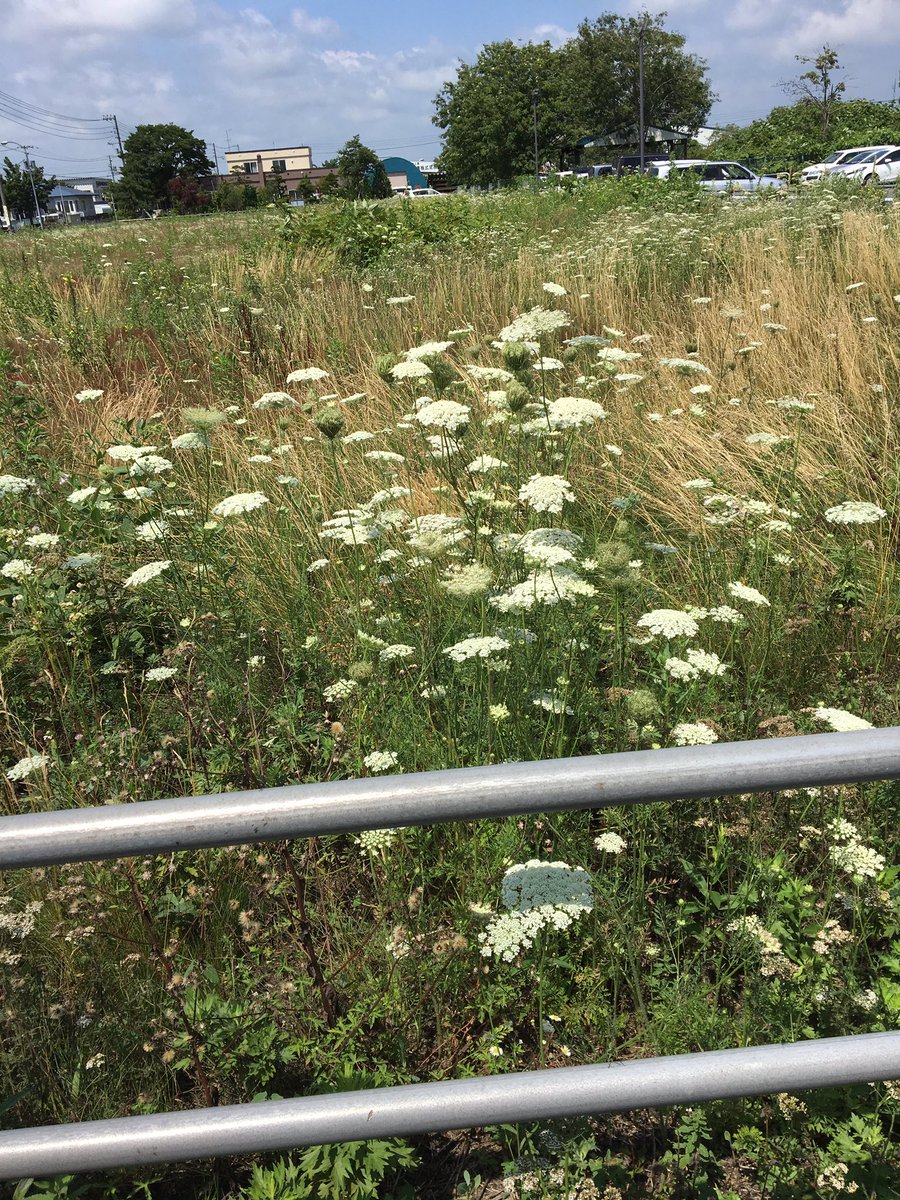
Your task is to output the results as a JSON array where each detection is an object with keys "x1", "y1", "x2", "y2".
[
  {"x1": 1, "y1": 728, "x2": 899, "y2": 1181},
  {"x1": 2, "y1": 729, "x2": 898, "y2": 869}
]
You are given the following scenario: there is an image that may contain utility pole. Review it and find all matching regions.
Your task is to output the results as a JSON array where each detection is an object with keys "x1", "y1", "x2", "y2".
[
  {"x1": 638, "y1": 16, "x2": 649, "y2": 173},
  {"x1": 532, "y1": 88, "x2": 540, "y2": 190},
  {"x1": 103, "y1": 114, "x2": 124, "y2": 159}
]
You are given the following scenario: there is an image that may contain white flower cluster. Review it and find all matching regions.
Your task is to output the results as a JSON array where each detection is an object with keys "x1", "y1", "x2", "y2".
[
  {"x1": 498, "y1": 307, "x2": 571, "y2": 343},
  {"x1": 439, "y1": 562, "x2": 493, "y2": 597},
  {"x1": 532, "y1": 692, "x2": 573, "y2": 715},
  {"x1": 414, "y1": 399, "x2": 471, "y2": 433},
  {"x1": 727, "y1": 914, "x2": 784, "y2": 959},
  {"x1": 827, "y1": 818, "x2": 885, "y2": 880},
  {"x1": 444, "y1": 635, "x2": 510, "y2": 663},
  {"x1": 5, "y1": 753, "x2": 49, "y2": 782},
  {"x1": 0, "y1": 899, "x2": 44, "y2": 938},
  {"x1": 727, "y1": 581, "x2": 770, "y2": 607},
  {"x1": 406, "y1": 340, "x2": 453, "y2": 360},
  {"x1": 323, "y1": 679, "x2": 358, "y2": 703},
  {"x1": 636, "y1": 609, "x2": 700, "y2": 639},
  {"x1": 665, "y1": 648, "x2": 728, "y2": 681},
  {"x1": 355, "y1": 828, "x2": 398, "y2": 854},
  {"x1": 490, "y1": 567, "x2": 596, "y2": 613},
  {"x1": 518, "y1": 474, "x2": 575, "y2": 514},
  {"x1": 135, "y1": 520, "x2": 169, "y2": 542},
  {"x1": 594, "y1": 832, "x2": 627, "y2": 855},
  {"x1": 479, "y1": 860, "x2": 594, "y2": 962},
  {"x1": 145, "y1": 666, "x2": 177, "y2": 682},
  {"x1": 24, "y1": 532, "x2": 60, "y2": 549},
  {"x1": 467, "y1": 455, "x2": 508, "y2": 473},
  {"x1": 390, "y1": 360, "x2": 432, "y2": 381},
  {"x1": 813, "y1": 707, "x2": 872, "y2": 732},
  {"x1": 823, "y1": 500, "x2": 887, "y2": 526},
  {"x1": 379, "y1": 643, "x2": 416, "y2": 662},
  {"x1": 253, "y1": 391, "x2": 296, "y2": 409},
  {"x1": 1, "y1": 559, "x2": 34, "y2": 580},
  {"x1": 212, "y1": 492, "x2": 270, "y2": 518},
  {"x1": 363, "y1": 750, "x2": 399, "y2": 774},
  {"x1": 129, "y1": 455, "x2": 173, "y2": 477},
  {"x1": 658, "y1": 357, "x2": 710, "y2": 374},
  {"x1": 0, "y1": 474, "x2": 36, "y2": 497},
  {"x1": 546, "y1": 397, "x2": 608, "y2": 429},
  {"x1": 671, "y1": 722, "x2": 719, "y2": 746},
  {"x1": 123, "y1": 560, "x2": 171, "y2": 588},
  {"x1": 286, "y1": 366, "x2": 328, "y2": 384}
]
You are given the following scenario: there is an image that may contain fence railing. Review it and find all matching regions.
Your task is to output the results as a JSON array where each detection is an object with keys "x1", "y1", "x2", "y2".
[{"x1": 1, "y1": 728, "x2": 899, "y2": 1181}]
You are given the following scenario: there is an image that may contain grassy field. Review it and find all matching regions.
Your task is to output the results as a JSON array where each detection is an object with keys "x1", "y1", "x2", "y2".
[{"x1": 0, "y1": 180, "x2": 898, "y2": 1199}]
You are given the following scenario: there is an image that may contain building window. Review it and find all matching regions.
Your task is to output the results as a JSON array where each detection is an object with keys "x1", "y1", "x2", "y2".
[
  {"x1": 242, "y1": 162, "x2": 257, "y2": 174},
  {"x1": 270, "y1": 159, "x2": 286, "y2": 173},
  {"x1": 67, "y1": 200, "x2": 77, "y2": 213}
]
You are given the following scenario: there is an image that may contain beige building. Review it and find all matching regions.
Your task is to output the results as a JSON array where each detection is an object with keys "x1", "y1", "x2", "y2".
[{"x1": 224, "y1": 146, "x2": 312, "y2": 177}]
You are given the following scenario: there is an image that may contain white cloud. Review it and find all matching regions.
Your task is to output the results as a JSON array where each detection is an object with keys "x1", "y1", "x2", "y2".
[
  {"x1": 529, "y1": 24, "x2": 575, "y2": 46},
  {"x1": 7, "y1": 0, "x2": 196, "y2": 38},
  {"x1": 290, "y1": 7, "x2": 340, "y2": 38},
  {"x1": 776, "y1": 0, "x2": 897, "y2": 50}
]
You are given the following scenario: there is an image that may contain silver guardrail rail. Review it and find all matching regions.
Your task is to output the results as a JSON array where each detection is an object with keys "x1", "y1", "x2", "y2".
[{"x1": 1, "y1": 728, "x2": 899, "y2": 1180}]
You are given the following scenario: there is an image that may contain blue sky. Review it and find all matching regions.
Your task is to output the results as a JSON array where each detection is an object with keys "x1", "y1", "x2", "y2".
[{"x1": 1, "y1": 0, "x2": 897, "y2": 177}]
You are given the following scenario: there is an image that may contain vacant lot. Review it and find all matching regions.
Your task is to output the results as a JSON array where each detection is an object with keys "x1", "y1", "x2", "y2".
[{"x1": 1, "y1": 182, "x2": 898, "y2": 1198}]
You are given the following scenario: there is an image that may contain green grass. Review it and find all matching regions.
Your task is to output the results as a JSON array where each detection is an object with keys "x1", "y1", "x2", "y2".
[{"x1": 0, "y1": 180, "x2": 898, "y2": 1199}]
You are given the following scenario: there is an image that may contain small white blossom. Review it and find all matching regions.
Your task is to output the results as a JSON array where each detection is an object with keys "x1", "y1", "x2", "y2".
[
  {"x1": 363, "y1": 750, "x2": 400, "y2": 773},
  {"x1": 518, "y1": 474, "x2": 575, "y2": 514},
  {"x1": 727, "y1": 581, "x2": 770, "y2": 607},
  {"x1": 286, "y1": 367, "x2": 329, "y2": 384},
  {"x1": 823, "y1": 501, "x2": 887, "y2": 526},
  {"x1": 123, "y1": 560, "x2": 171, "y2": 588},
  {"x1": 671, "y1": 722, "x2": 718, "y2": 746},
  {"x1": 5, "y1": 753, "x2": 49, "y2": 781},
  {"x1": 212, "y1": 492, "x2": 270, "y2": 518},
  {"x1": 636, "y1": 609, "x2": 700, "y2": 639},
  {"x1": 594, "y1": 832, "x2": 627, "y2": 855}
]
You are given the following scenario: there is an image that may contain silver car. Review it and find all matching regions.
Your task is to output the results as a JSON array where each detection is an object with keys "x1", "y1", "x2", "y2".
[{"x1": 649, "y1": 160, "x2": 786, "y2": 193}]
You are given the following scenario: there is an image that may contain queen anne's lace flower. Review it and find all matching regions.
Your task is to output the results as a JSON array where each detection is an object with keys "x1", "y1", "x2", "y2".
[
  {"x1": 727, "y1": 581, "x2": 770, "y2": 607},
  {"x1": 1, "y1": 558, "x2": 34, "y2": 580},
  {"x1": 490, "y1": 568, "x2": 595, "y2": 612},
  {"x1": 444, "y1": 635, "x2": 510, "y2": 663},
  {"x1": 67, "y1": 486, "x2": 98, "y2": 505},
  {"x1": 659, "y1": 357, "x2": 710, "y2": 374},
  {"x1": 145, "y1": 666, "x2": 177, "y2": 682},
  {"x1": 546, "y1": 397, "x2": 607, "y2": 429},
  {"x1": 0, "y1": 475, "x2": 36, "y2": 498},
  {"x1": 171, "y1": 432, "x2": 210, "y2": 450},
  {"x1": 671, "y1": 722, "x2": 719, "y2": 746},
  {"x1": 440, "y1": 562, "x2": 493, "y2": 597},
  {"x1": 323, "y1": 679, "x2": 358, "y2": 702},
  {"x1": 212, "y1": 492, "x2": 270, "y2": 518},
  {"x1": 414, "y1": 399, "x2": 471, "y2": 433},
  {"x1": 5, "y1": 753, "x2": 48, "y2": 781},
  {"x1": 636, "y1": 609, "x2": 700, "y2": 638},
  {"x1": 390, "y1": 360, "x2": 432, "y2": 381},
  {"x1": 129, "y1": 455, "x2": 173, "y2": 477},
  {"x1": 498, "y1": 307, "x2": 571, "y2": 343},
  {"x1": 813, "y1": 707, "x2": 872, "y2": 732},
  {"x1": 363, "y1": 750, "x2": 399, "y2": 773},
  {"x1": 823, "y1": 501, "x2": 887, "y2": 525},
  {"x1": 286, "y1": 367, "x2": 328, "y2": 384},
  {"x1": 123, "y1": 560, "x2": 171, "y2": 588},
  {"x1": 665, "y1": 649, "x2": 728, "y2": 680},
  {"x1": 253, "y1": 391, "x2": 296, "y2": 409},
  {"x1": 594, "y1": 832, "x2": 627, "y2": 854},
  {"x1": 518, "y1": 474, "x2": 575, "y2": 514},
  {"x1": 479, "y1": 860, "x2": 593, "y2": 962},
  {"x1": 468, "y1": 455, "x2": 508, "y2": 472},
  {"x1": 406, "y1": 340, "x2": 453, "y2": 360}
]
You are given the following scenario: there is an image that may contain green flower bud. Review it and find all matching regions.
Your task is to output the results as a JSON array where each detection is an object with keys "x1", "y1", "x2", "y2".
[{"x1": 314, "y1": 406, "x2": 345, "y2": 440}]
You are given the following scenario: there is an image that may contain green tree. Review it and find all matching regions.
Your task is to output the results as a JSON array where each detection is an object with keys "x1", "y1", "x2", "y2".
[
  {"x1": 1, "y1": 157, "x2": 56, "y2": 222},
  {"x1": 433, "y1": 40, "x2": 565, "y2": 187},
  {"x1": 432, "y1": 15, "x2": 714, "y2": 187},
  {"x1": 334, "y1": 136, "x2": 393, "y2": 199},
  {"x1": 559, "y1": 13, "x2": 714, "y2": 146},
  {"x1": 109, "y1": 123, "x2": 214, "y2": 216},
  {"x1": 782, "y1": 45, "x2": 846, "y2": 139},
  {"x1": 710, "y1": 99, "x2": 900, "y2": 171}
]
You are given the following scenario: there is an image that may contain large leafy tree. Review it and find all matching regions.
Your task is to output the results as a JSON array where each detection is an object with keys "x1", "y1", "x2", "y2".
[
  {"x1": 110, "y1": 124, "x2": 214, "y2": 215},
  {"x1": 433, "y1": 14, "x2": 714, "y2": 186},
  {"x1": 1, "y1": 157, "x2": 56, "y2": 222},
  {"x1": 559, "y1": 14, "x2": 713, "y2": 147},
  {"x1": 334, "y1": 136, "x2": 392, "y2": 199},
  {"x1": 433, "y1": 40, "x2": 566, "y2": 187}
]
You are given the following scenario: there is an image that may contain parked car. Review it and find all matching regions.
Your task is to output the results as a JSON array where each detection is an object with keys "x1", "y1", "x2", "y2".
[
  {"x1": 800, "y1": 146, "x2": 876, "y2": 183},
  {"x1": 647, "y1": 160, "x2": 786, "y2": 192},
  {"x1": 828, "y1": 147, "x2": 897, "y2": 180},
  {"x1": 407, "y1": 187, "x2": 444, "y2": 199},
  {"x1": 840, "y1": 145, "x2": 900, "y2": 185}
]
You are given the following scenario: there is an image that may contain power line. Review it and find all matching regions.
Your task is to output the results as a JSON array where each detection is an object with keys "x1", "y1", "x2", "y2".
[{"x1": 0, "y1": 88, "x2": 106, "y2": 125}]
